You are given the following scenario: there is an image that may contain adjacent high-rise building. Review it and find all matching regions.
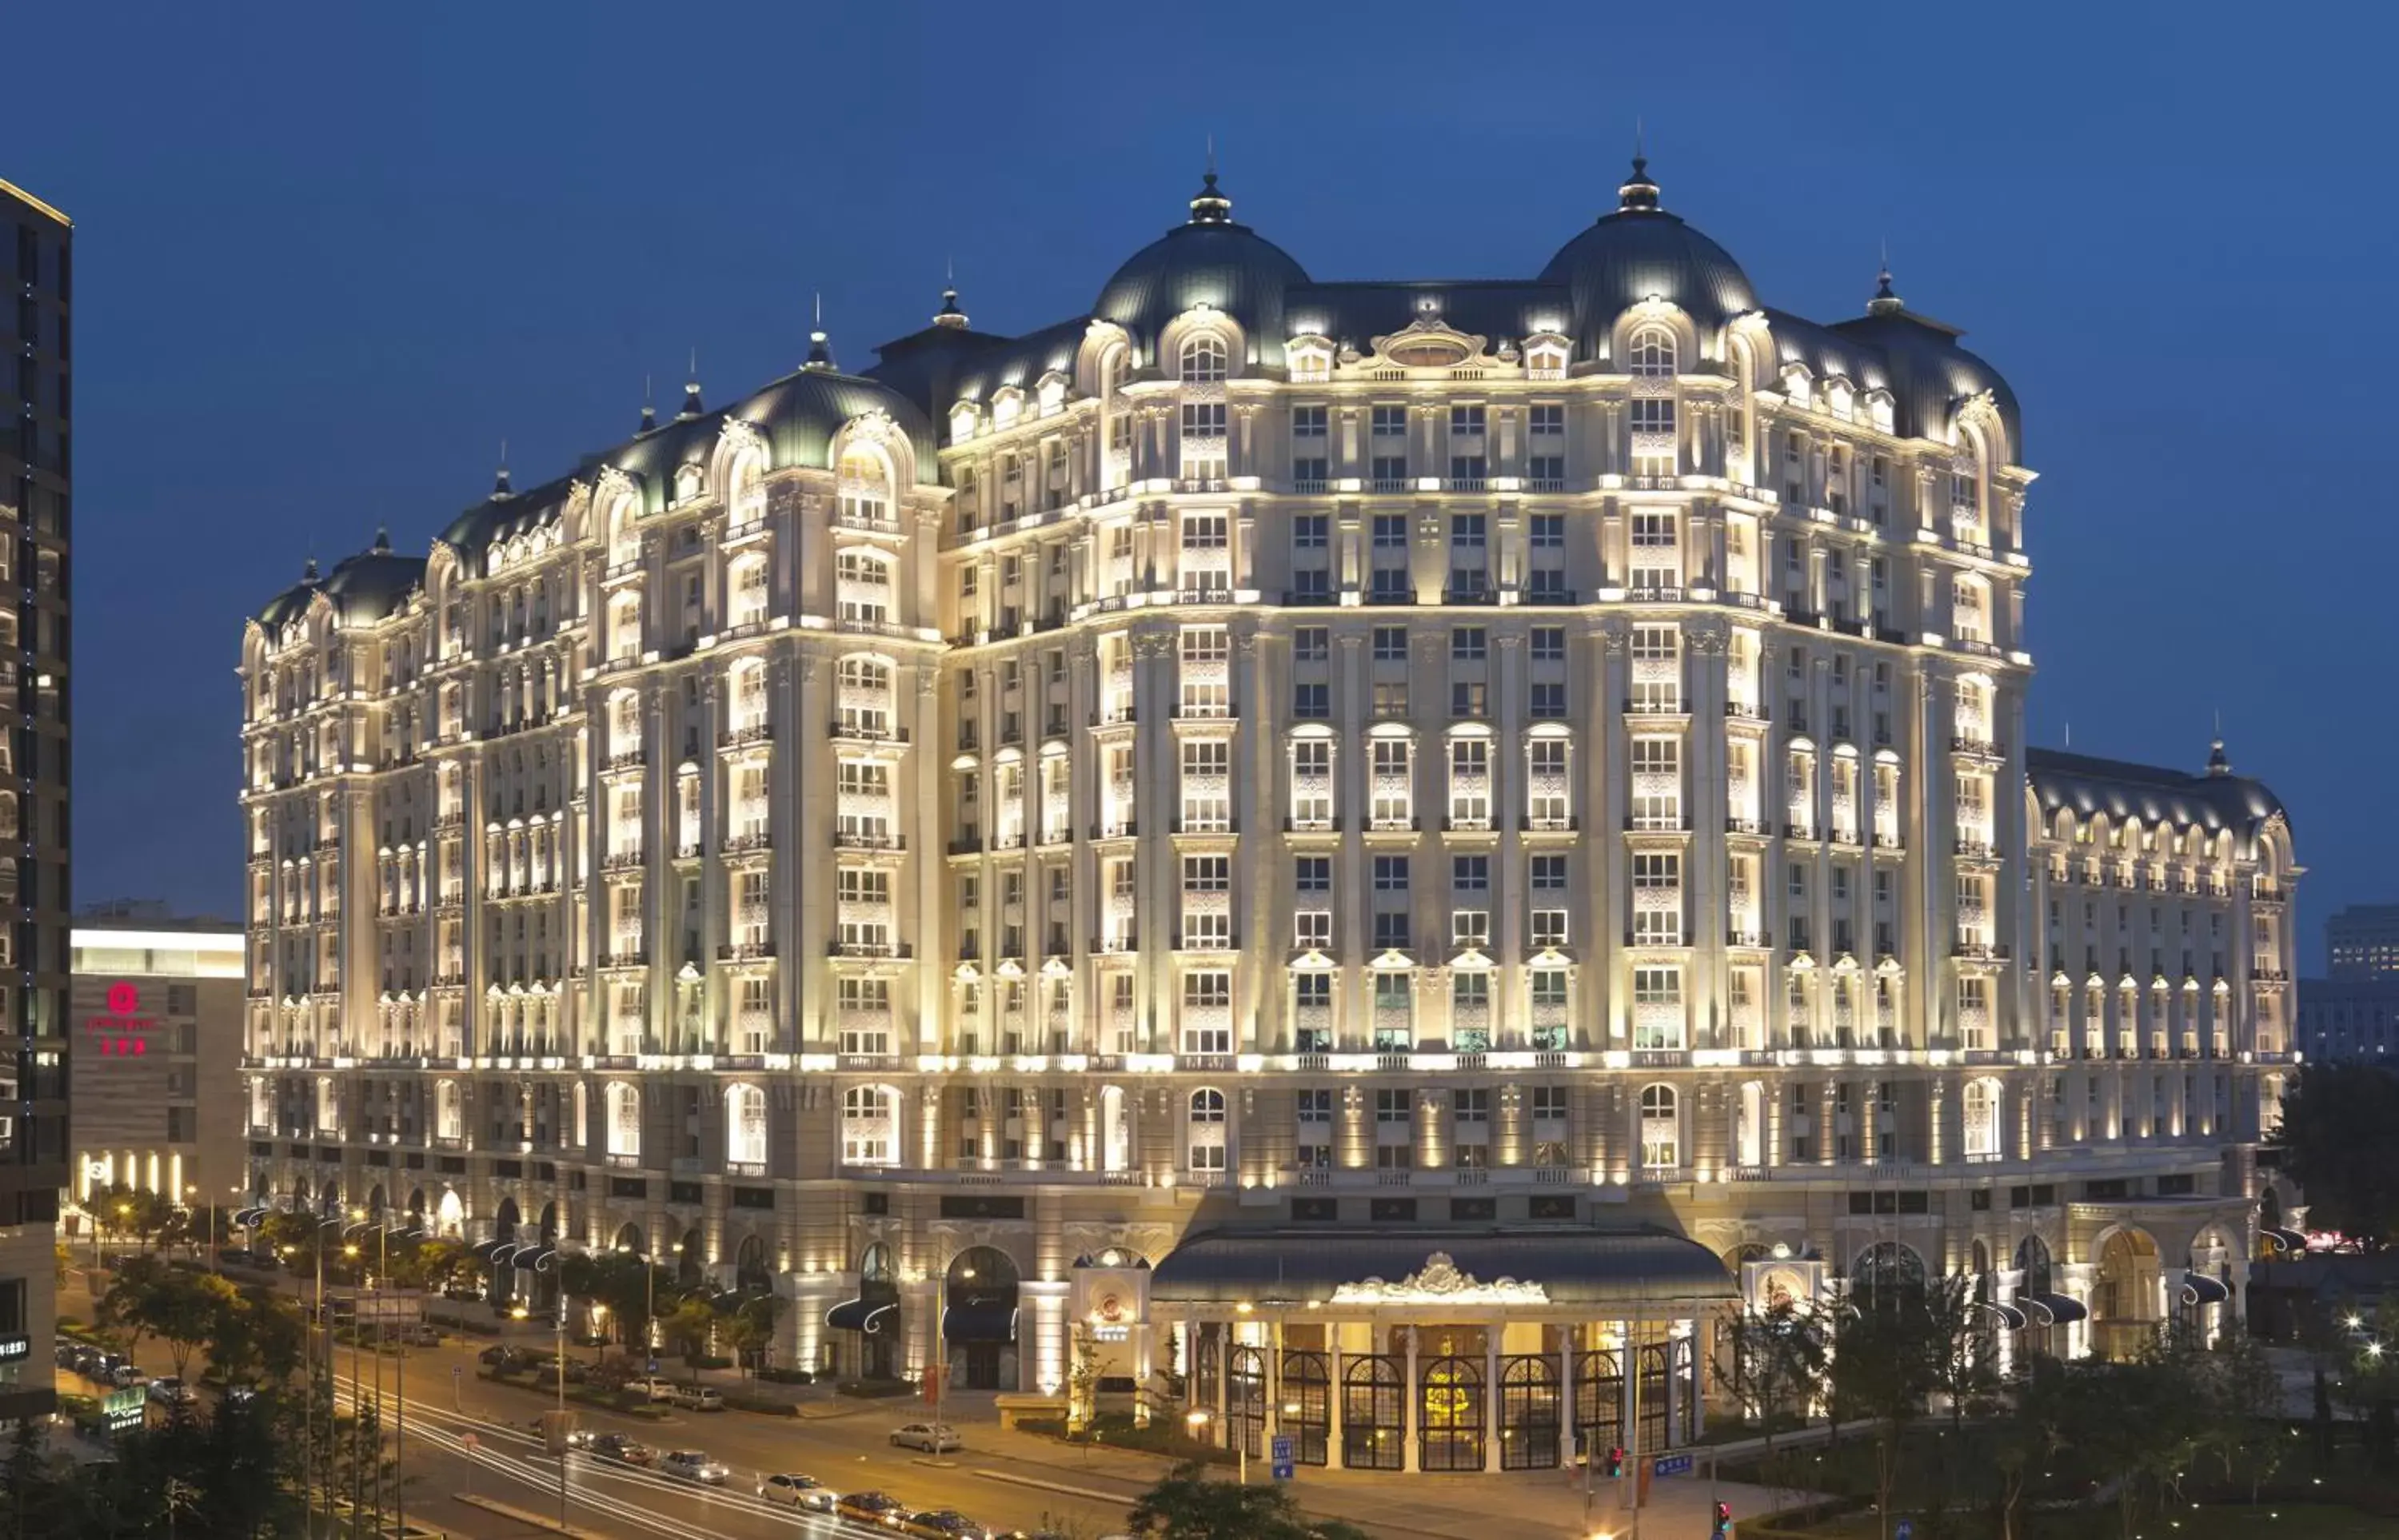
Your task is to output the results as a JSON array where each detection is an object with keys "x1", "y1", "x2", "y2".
[
  {"x1": 2325, "y1": 904, "x2": 2399, "y2": 981},
  {"x1": 240, "y1": 161, "x2": 2301, "y2": 1470},
  {"x1": 0, "y1": 174, "x2": 73, "y2": 1425}
]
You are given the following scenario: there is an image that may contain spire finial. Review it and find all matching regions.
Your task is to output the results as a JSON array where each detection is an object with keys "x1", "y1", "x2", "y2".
[
  {"x1": 934, "y1": 261, "x2": 969, "y2": 330},
  {"x1": 491, "y1": 438, "x2": 512, "y2": 498},
  {"x1": 679, "y1": 349, "x2": 704, "y2": 418},
  {"x1": 373, "y1": 525, "x2": 391, "y2": 553},
  {"x1": 804, "y1": 295, "x2": 836, "y2": 372},
  {"x1": 1617, "y1": 128, "x2": 1661, "y2": 214},
  {"x1": 1188, "y1": 146, "x2": 1233, "y2": 225},
  {"x1": 2208, "y1": 710, "x2": 2230, "y2": 776},
  {"x1": 638, "y1": 373, "x2": 657, "y2": 433},
  {"x1": 303, "y1": 552, "x2": 319, "y2": 582},
  {"x1": 1869, "y1": 237, "x2": 1905, "y2": 315}
]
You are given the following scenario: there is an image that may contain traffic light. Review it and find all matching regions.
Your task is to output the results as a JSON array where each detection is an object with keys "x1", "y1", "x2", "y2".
[
  {"x1": 1714, "y1": 1502, "x2": 1733, "y2": 1536},
  {"x1": 1605, "y1": 1444, "x2": 1626, "y2": 1478}
]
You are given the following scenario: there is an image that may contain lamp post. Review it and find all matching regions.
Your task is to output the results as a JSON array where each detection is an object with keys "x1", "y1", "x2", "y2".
[{"x1": 305, "y1": 1212, "x2": 341, "y2": 1538}]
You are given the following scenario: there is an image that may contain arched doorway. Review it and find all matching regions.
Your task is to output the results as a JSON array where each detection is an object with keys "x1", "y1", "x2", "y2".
[
  {"x1": 366, "y1": 1184, "x2": 387, "y2": 1218},
  {"x1": 1850, "y1": 1241, "x2": 1927, "y2": 1308},
  {"x1": 1280, "y1": 1348, "x2": 1330, "y2": 1466},
  {"x1": 2014, "y1": 1235, "x2": 2062, "y2": 1359},
  {"x1": 836, "y1": 1242, "x2": 900, "y2": 1381},
  {"x1": 433, "y1": 1189, "x2": 464, "y2": 1239},
  {"x1": 1419, "y1": 1348, "x2": 1485, "y2": 1471},
  {"x1": 1341, "y1": 1352, "x2": 1403, "y2": 1470},
  {"x1": 677, "y1": 1227, "x2": 705, "y2": 1287},
  {"x1": 735, "y1": 1234, "x2": 771, "y2": 1294},
  {"x1": 1499, "y1": 1354, "x2": 1561, "y2": 1470},
  {"x1": 945, "y1": 1247, "x2": 1020, "y2": 1390},
  {"x1": 2094, "y1": 1229, "x2": 2161, "y2": 1361},
  {"x1": 613, "y1": 1223, "x2": 645, "y2": 1255}
]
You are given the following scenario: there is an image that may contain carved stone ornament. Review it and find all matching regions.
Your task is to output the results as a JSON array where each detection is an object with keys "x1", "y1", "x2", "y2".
[{"x1": 1328, "y1": 1251, "x2": 1551, "y2": 1307}]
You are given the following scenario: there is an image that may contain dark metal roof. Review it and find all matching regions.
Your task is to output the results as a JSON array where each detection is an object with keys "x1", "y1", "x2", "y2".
[
  {"x1": 1831, "y1": 308, "x2": 2025, "y2": 457},
  {"x1": 1149, "y1": 1226, "x2": 1736, "y2": 1308},
  {"x1": 255, "y1": 545, "x2": 429, "y2": 628},
  {"x1": 2026, "y1": 747, "x2": 2289, "y2": 848},
  {"x1": 1537, "y1": 208, "x2": 1758, "y2": 345},
  {"x1": 1093, "y1": 217, "x2": 1311, "y2": 369}
]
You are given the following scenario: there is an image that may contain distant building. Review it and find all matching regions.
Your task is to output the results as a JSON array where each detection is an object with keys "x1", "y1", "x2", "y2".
[
  {"x1": 67, "y1": 912, "x2": 246, "y2": 1231},
  {"x1": 2327, "y1": 904, "x2": 2399, "y2": 981},
  {"x1": 0, "y1": 173, "x2": 73, "y2": 1428}
]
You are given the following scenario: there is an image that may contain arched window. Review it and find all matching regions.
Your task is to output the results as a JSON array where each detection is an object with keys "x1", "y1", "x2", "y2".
[
  {"x1": 1962, "y1": 1078, "x2": 2002, "y2": 1159},
  {"x1": 727, "y1": 449, "x2": 766, "y2": 525},
  {"x1": 838, "y1": 449, "x2": 891, "y2": 529},
  {"x1": 835, "y1": 550, "x2": 892, "y2": 625},
  {"x1": 1628, "y1": 327, "x2": 1678, "y2": 377},
  {"x1": 1852, "y1": 1241, "x2": 1927, "y2": 1304},
  {"x1": 836, "y1": 656, "x2": 892, "y2": 736},
  {"x1": 1188, "y1": 1087, "x2": 1227, "y2": 1172},
  {"x1": 608, "y1": 592, "x2": 642, "y2": 661},
  {"x1": 844, "y1": 1085, "x2": 896, "y2": 1166},
  {"x1": 2015, "y1": 1234, "x2": 2054, "y2": 1296},
  {"x1": 724, "y1": 1083, "x2": 768, "y2": 1167},
  {"x1": 1639, "y1": 1083, "x2": 1679, "y2": 1170},
  {"x1": 1179, "y1": 334, "x2": 1227, "y2": 384},
  {"x1": 570, "y1": 1082, "x2": 588, "y2": 1148},
  {"x1": 605, "y1": 1082, "x2": 641, "y2": 1158},
  {"x1": 728, "y1": 656, "x2": 769, "y2": 733},
  {"x1": 607, "y1": 501, "x2": 639, "y2": 565}
]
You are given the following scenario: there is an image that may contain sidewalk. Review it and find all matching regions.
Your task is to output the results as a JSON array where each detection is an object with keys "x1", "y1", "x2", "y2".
[{"x1": 973, "y1": 1419, "x2": 1801, "y2": 1540}]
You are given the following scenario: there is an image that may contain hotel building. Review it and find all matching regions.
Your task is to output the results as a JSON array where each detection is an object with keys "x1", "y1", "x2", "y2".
[{"x1": 239, "y1": 160, "x2": 2300, "y2": 1469}]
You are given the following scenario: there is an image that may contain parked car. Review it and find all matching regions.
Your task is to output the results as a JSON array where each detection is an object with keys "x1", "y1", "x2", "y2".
[
  {"x1": 889, "y1": 1422, "x2": 962, "y2": 1454},
  {"x1": 668, "y1": 1383, "x2": 722, "y2": 1411},
  {"x1": 660, "y1": 1450, "x2": 729, "y2": 1486},
  {"x1": 218, "y1": 1247, "x2": 257, "y2": 1267},
  {"x1": 146, "y1": 1377, "x2": 198, "y2": 1407},
  {"x1": 759, "y1": 1474, "x2": 837, "y2": 1512},
  {"x1": 904, "y1": 1510, "x2": 988, "y2": 1540},
  {"x1": 70, "y1": 1346, "x2": 108, "y2": 1378},
  {"x1": 109, "y1": 1362, "x2": 149, "y2": 1390},
  {"x1": 836, "y1": 1492, "x2": 910, "y2": 1527},
  {"x1": 585, "y1": 1433, "x2": 656, "y2": 1466},
  {"x1": 630, "y1": 1376, "x2": 677, "y2": 1402},
  {"x1": 53, "y1": 1343, "x2": 78, "y2": 1369},
  {"x1": 394, "y1": 1323, "x2": 441, "y2": 1347},
  {"x1": 442, "y1": 1283, "x2": 485, "y2": 1303},
  {"x1": 477, "y1": 1345, "x2": 528, "y2": 1369},
  {"x1": 562, "y1": 1358, "x2": 589, "y2": 1384}
]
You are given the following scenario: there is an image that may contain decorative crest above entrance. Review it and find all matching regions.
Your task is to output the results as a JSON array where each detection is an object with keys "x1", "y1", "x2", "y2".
[{"x1": 1329, "y1": 1251, "x2": 1550, "y2": 1307}]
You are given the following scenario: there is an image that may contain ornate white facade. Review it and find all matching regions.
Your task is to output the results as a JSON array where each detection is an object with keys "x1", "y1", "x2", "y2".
[{"x1": 239, "y1": 160, "x2": 2300, "y2": 1470}]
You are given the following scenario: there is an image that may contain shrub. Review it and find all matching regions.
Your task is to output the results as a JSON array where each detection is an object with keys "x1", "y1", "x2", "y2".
[
  {"x1": 756, "y1": 1366, "x2": 815, "y2": 1386},
  {"x1": 837, "y1": 1378, "x2": 919, "y2": 1399},
  {"x1": 725, "y1": 1394, "x2": 798, "y2": 1417}
]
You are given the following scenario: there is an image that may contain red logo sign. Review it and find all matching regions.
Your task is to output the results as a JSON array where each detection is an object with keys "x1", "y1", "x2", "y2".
[{"x1": 89, "y1": 979, "x2": 155, "y2": 1058}]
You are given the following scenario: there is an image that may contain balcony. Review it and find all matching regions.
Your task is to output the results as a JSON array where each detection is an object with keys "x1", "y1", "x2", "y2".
[
  {"x1": 720, "y1": 722, "x2": 775, "y2": 749},
  {"x1": 601, "y1": 949, "x2": 649, "y2": 969},
  {"x1": 832, "y1": 940, "x2": 912, "y2": 960},
  {"x1": 1950, "y1": 736, "x2": 2006, "y2": 759},
  {"x1": 834, "y1": 831, "x2": 904, "y2": 852},
  {"x1": 829, "y1": 720, "x2": 908, "y2": 746},
  {"x1": 724, "y1": 832, "x2": 773, "y2": 855},
  {"x1": 717, "y1": 941, "x2": 777, "y2": 962},
  {"x1": 604, "y1": 748, "x2": 647, "y2": 773}
]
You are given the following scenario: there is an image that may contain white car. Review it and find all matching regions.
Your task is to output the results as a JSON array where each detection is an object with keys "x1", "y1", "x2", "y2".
[
  {"x1": 660, "y1": 1450, "x2": 728, "y2": 1486},
  {"x1": 669, "y1": 1383, "x2": 723, "y2": 1411},
  {"x1": 631, "y1": 1376, "x2": 677, "y2": 1402},
  {"x1": 760, "y1": 1473, "x2": 837, "y2": 1511},
  {"x1": 889, "y1": 1422, "x2": 962, "y2": 1453},
  {"x1": 146, "y1": 1377, "x2": 197, "y2": 1406}
]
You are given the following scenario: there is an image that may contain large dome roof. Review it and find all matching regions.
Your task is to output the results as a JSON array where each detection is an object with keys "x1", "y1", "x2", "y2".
[
  {"x1": 1538, "y1": 158, "x2": 1758, "y2": 345},
  {"x1": 1092, "y1": 173, "x2": 1310, "y2": 366}
]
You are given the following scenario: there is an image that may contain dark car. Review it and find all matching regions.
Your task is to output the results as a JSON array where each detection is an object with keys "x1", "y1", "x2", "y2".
[
  {"x1": 218, "y1": 1247, "x2": 257, "y2": 1267},
  {"x1": 904, "y1": 1510, "x2": 988, "y2": 1540},
  {"x1": 477, "y1": 1345, "x2": 528, "y2": 1368},
  {"x1": 586, "y1": 1433, "x2": 656, "y2": 1466},
  {"x1": 836, "y1": 1491, "x2": 909, "y2": 1527}
]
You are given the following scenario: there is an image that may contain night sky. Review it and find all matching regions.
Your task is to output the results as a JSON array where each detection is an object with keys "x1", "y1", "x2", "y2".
[{"x1": 14, "y1": 2, "x2": 2392, "y2": 969}]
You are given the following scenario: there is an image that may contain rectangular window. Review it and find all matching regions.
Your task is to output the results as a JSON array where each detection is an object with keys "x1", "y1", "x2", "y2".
[
  {"x1": 1291, "y1": 405, "x2": 1327, "y2": 438},
  {"x1": 1372, "y1": 624, "x2": 1407, "y2": 660},
  {"x1": 1529, "y1": 513, "x2": 1564, "y2": 549}
]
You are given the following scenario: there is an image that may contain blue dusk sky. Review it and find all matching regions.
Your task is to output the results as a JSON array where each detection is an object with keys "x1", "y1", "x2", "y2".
[{"x1": 10, "y1": 2, "x2": 2392, "y2": 968}]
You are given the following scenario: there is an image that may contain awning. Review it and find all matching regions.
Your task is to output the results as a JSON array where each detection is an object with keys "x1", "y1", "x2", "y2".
[
  {"x1": 1978, "y1": 1299, "x2": 2030, "y2": 1330},
  {"x1": 827, "y1": 1299, "x2": 900, "y2": 1335},
  {"x1": 513, "y1": 1247, "x2": 556, "y2": 1273},
  {"x1": 1150, "y1": 1225, "x2": 1738, "y2": 1308},
  {"x1": 2262, "y1": 1227, "x2": 2309, "y2": 1255},
  {"x1": 233, "y1": 1207, "x2": 271, "y2": 1227},
  {"x1": 943, "y1": 1303, "x2": 1018, "y2": 1343},
  {"x1": 469, "y1": 1239, "x2": 512, "y2": 1263},
  {"x1": 2022, "y1": 1291, "x2": 2088, "y2": 1325},
  {"x1": 2181, "y1": 1271, "x2": 2231, "y2": 1305}
]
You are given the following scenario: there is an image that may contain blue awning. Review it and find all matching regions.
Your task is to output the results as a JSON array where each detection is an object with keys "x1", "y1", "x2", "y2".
[
  {"x1": 828, "y1": 1298, "x2": 900, "y2": 1335},
  {"x1": 513, "y1": 1246, "x2": 556, "y2": 1273},
  {"x1": 2261, "y1": 1227, "x2": 2309, "y2": 1255},
  {"x1": 1979, "y1": 1299, "x2": 2030, "y2": 1330},
  {"x1": 469, "y1": 1239, "x2": 512, "y2": 1263},
  {"x1": 943, "y1": 1303, "x2": 1018, "y2": 1343},
  {"x1": 2181, "y1": 1271, "x2": 2231, "y2": 1305},
  {"x1": 2023, "y1": 1291, "x2": 2087, "y2": 1325}
]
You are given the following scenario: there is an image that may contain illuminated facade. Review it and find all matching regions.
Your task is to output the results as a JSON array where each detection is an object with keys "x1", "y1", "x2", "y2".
[
  {"x1": 241, "y1": 160, "x2": 2299, "y2": 1466},
  {"x1": 0, "y1": 174, "x2": 72, "y2": 1424},
  {"x1": 68, "y1": 913, "x2": 246, "y2": 1228}
]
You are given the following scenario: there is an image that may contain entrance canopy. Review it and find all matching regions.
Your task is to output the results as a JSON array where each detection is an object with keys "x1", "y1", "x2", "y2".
[{"x1": 1151, "y1": 1227, "x2": 1737, "y2": 1311}]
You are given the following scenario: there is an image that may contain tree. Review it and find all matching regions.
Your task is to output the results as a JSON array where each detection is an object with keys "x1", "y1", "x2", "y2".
[
  {"x1": 720, "y1": 1293, "x2": 782, "y2": 1382},
  {"x1": 209, "y1": 1285, "x2": 307, "y2": 1390},
  {"x1": 1068, "y1": 1321, "x2": 1104, "y2": 1434},
  {"x1": 1829, "y1": 1275, "x2": 1978, "y2": 1539},
  {"x1": 661, "y1": 1296, "x2": 717, "y2": 1378},
  {"x1": 557, "y1": 1250, "x2": 670, "y2": 1359},
  {"x1": 98, "y1": 1256, "x2": 240, "y2": 1382},
  {"x1": 1986, "y1": 1354, "x2": 2069, "y2": 1540},
  {"x1": 1127, "y1": 1460, "x2": 1374, "y2": 1540},
  {"x1": 2050, "y1": 1350, "x2": 2213, "y2": 1540},
  {"x1": 1714, "y1": 1299, "x2": 1827, "y2": 1459},
  {"x1": 2191, "y1": 1328, "x2": 2286, "y2": 1502},
  {"x1": 94, "y1": 1183, "x2": 178, "y2": 1254},
  {"x1": 387, "y1": 1236, "x2": 469, "y2": 1294},
  {"x1": 2277, "y1": 1062, "x2": 2399, "y2": 1248}
]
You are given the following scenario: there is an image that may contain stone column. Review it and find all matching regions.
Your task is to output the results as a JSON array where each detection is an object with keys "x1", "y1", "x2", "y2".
[{"x1": 1401, "y1": 1326, "x2": 1419, "y2": 1474}]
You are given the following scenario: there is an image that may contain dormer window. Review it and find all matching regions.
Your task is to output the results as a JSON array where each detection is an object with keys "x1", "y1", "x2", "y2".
[
  {"x1": 949, "y1": 401, "x2": 980, "y2": 443},
  {"x1": 1628, "y1": 327, "x2": 1677, "y2": 377},
  {"x1": 1180, "y1": 334, "x2": 1227, "y2": 384},
  {"x1": 1287, "y1": 337, "x2": 1334, "y2": 383}
]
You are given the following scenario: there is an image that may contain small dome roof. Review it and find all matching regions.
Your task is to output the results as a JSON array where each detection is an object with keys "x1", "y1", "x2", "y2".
[
  {"x1": 255, "y1": 540, "x2": 426, "y2": 629},
  {"x1": 1537, "y1": 157, "x2": 1757, "y2": 345},
  {"x1": 1092, "y1": 171, "x2": 1310, "y2": 366}
]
